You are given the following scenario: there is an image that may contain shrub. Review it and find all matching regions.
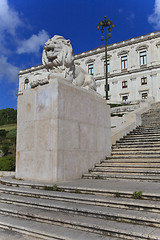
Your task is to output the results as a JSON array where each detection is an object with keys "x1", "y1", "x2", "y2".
[
  {"x1": 6, "y1": 129, "x2": 17, "y2": 143},
  {"x1": 0, "y1": 130, "x2": 7, "y2": 137},
  {"x1": 0, "y1": 156, "x2": 15, "y2": 171},
  {"x1": 133, "y1": 191, "x2": 143, "y2": 199},
  {"x1": 2, "y1": 144, "x2": 9, "y2": 156}
]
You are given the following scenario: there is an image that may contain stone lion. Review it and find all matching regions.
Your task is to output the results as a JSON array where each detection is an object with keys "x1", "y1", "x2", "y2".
[
  {"x1": 42, "y1": 35, "x2": 74, "y2": 82},
  {"x1": 41, "y1": 35, "x2": 96, "y2": 91}
]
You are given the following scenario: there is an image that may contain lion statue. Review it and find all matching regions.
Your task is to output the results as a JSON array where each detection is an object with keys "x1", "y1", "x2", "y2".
[
  {"x1": 42, "y1": 35, "x2": 74, "y2": 82},
  {"x1": 40, "y1": 35, "x2": 96, "y2": 91}
]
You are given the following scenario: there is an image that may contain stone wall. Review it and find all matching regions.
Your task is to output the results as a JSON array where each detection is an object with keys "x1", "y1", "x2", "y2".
[{"x1": 16, "y1": 78, "x2": 111, "y2": 183}]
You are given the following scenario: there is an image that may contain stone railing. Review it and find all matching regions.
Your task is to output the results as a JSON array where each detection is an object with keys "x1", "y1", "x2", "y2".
[{"x1": 111, "y1": 99, "x2": 155, "y2": 145}]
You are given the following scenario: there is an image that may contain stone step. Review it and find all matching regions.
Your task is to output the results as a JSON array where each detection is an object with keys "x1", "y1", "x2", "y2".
[
  {"x1": 112, "y1": 148, "x2": 160, "y2": 152},
  {"x1": 116, "y1": 139, "x2": 160, "y2": 143},
  {"x1": 101, "y1": 159, "x2": 160, "y2": 164},
  {"x1": 139, "y1": 125, "x2": 160, "y2": 128},
  {"x1": 111, "y1": 155, "x2": 160, "y2": 159},
  {"x1": 142, "y1": 117, "x2": 160, "y2": 119},
  {"x1": 132, "y1": 129, "x2": 160, "y2": 133},
  {"x1": 1, "y1": 198, "x2": 160, "y2": 231},
  {"x1": 141, "y1": 124, "x2": 160, "y2": 127},
  {"x1": 2, "y1": 177, "x2": 160, "y2": 201},
  {"x1": 142, "y1": 118, "x2": 160, "y2": 121},
  {"x1": 109, "y1": 155, "x2": 160, "y2": 159},
  {"x1": 141, "y1": 124, "x2": 160, "y2": 126},
  {"x1": 83, "y1": 173, "x2": 160, "y2": 182},
  {"x1": 0, "y1": 194, "x2": 160, "y2": 224},
  {"x1": 141, "y1": 125, "x2": 160, "y2": 128},
  {"x1": 142, "y1": 116, "x2": 160, "y2": 119},
  {"x1": 0, "y1": 214, "x2": 113, "y2": 240},
  {"x1": 132, "y1": 127, "x2": 160, "y2": 131},
  {"x1": 0, "y1": 180, "x2": 158, "y2": 239},
  {"x1": 0, "y1": 228, "x2": 42, "y2": 240},
  {"x1": 127, "y1": 132, "x2": 160, "y2": 136},
  {"x1": 114, "y1": 142, "x2": 160, "y2": 147},
  {"x1": 95, "y1": 163, "x2": 160, "y2": 168},
  {"x1": 121, "y1": 136, "x2": 160, "y2": 140},
  {"x1": 138, "y1": 128, "x2": 160, "y2": 132},
  {"x1": 0, "y1": 211, "x2": 159, "y2": 240},
  {"x1": 142, "y1": 117, "x2": 160, "y2": 120},
  {"x1": 111, "y1": 151, "x2": 160, "y2": 156},
  {"x1": 90, "y1": 168, "x2": 160, "y2": 174},
  {"x1": 112, "y1": 144, "x2": 160, "y2": 149},
  {"x1": 1, "y1": 191, "x2": 160, "y2": 214}
]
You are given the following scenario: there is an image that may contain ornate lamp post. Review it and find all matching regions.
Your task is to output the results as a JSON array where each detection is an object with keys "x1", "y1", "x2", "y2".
[{"x1": 97, "y1": 16, "x2": 115, "y2": 100}]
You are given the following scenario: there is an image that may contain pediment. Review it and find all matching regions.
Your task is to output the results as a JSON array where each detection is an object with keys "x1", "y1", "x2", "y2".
[
  {"x1": 136, "y1": 44, "x2": 149, "y2": 52},
  {"x1": 100, "y1": 54, "x2": 112, "y2": 60},
  {"x1": 85, "y1": 59, "x2": 95, "y2": 64},
  {"x1": 117, "y1": 50, "x2": 129, "y2": 56}
]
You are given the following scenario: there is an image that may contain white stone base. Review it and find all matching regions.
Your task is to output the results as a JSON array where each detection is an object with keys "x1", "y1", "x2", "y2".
[{"x1": 16, "y1": 78, "x2": 111, "y2": 183}]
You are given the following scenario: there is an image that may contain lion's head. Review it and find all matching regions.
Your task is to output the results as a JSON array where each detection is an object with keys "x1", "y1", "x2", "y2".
[
  {"x1": 41, "y1": 35, "x2": 96, "y2": 90},
  {"x1": 42, "y1": 35, "x2": 74, "y2": 77}
]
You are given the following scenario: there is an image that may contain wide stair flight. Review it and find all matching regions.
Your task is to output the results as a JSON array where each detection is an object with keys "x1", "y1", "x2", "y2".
[
  {"x1": 83, "y1": 102, "x2": 160, "y2": 182},
  {"x1": 0, "y1": 102, "x2": 160, "y2": 239}
]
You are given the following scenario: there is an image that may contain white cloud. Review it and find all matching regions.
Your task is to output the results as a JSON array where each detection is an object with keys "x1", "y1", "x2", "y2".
[
  {"x1": 17, "y1": 30, "x2": 50, "y2": 54},
  {"x1": 0, "y1": 0, "x2": 23, "y2": 36},
  {"x1": 0, "y1": 0, "x2": 49, "y2": 56},
  {"x1": 148, "y1": 0, "x2": 160, "y2": 29},
  {"x1": 0, "y1": 56, "x2": 19, "y2": 83}
]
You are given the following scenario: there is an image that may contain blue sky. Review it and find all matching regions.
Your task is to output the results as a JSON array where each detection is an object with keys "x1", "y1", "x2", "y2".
[{"x1": 0, "y1": 0, "x2": 159, "y2": 109}]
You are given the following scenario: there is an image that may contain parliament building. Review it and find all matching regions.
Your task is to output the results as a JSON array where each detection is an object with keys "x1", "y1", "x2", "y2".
[{"x1": 74, "y1": 31, "x2": 160, "y2": 103}]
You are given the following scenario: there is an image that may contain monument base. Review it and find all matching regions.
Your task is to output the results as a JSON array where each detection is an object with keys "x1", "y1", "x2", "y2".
[{"x1": 16, "y1": 78, "x2": 111, "y2": 183}]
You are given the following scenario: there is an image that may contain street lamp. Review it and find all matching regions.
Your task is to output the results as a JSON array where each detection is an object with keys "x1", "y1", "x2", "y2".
[{"x1": 97, "y1": 16, "x2": 115, "y2": 100}]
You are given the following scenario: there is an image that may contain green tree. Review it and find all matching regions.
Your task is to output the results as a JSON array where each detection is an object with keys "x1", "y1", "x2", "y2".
[{"x1": 0, "y1": 108, "x2": 17, "y2": 125}]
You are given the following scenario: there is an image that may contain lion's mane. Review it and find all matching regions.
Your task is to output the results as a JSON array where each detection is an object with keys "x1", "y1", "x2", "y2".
[
  {"x1": 42, "y1": 35, "x2": 74, "y2": 81},
  {"x1": 41, "y1": 35, "x2": 96, "y2": 90}
]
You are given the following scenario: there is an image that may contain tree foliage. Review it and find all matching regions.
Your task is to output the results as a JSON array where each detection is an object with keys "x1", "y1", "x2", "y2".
[
  {"x1": 0, "y1": 108, "x2": 17, "y2": 125},
  {"x1": 0, "y1": 156, "x2": 15, "y2": 171}
]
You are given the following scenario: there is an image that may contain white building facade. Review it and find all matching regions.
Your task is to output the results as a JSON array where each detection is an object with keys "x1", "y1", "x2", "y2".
[{"x1": 74, "y1": 31, "x2": 160, "y2": 103}]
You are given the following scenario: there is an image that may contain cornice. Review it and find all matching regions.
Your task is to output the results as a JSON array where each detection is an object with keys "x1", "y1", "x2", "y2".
[
  {"x1": 19, "y1": 64, "x2": 45, "y2": 75},
  {"x1": 109, "y1": 64, "x2": 160, "y2": 78},
  {"x1": 94, "y1": 64, "x2": 160, "y2": 81},
  {"x1": 74, "y1": 31, "x2": 160, "y2": 60}
]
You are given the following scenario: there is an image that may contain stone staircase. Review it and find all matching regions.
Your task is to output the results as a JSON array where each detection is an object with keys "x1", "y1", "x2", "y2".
[
  {"x1": 0, "y1": 102, "x2": 160, "y2": 239},
  {"x1": 0, "y1": 177, "x2": 160, "y2": 239},
  {"x1": 83, "y1": 102, "x2": 160, "y2": 182}
]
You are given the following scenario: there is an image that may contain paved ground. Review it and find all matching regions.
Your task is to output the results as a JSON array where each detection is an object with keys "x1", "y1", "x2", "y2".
[{"x1": 0, "y1": 228, "x2": 41, "y2": 240}]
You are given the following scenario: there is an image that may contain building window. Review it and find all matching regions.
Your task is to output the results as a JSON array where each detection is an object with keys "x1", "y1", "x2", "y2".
[
  {"x1": 142, "y1": 92, "x2": 148, "y2": 99},
  {"x1": 88, "y1": 64, "x2": 94, "y2": 75},
  {"x1": 141, "y1": 77, "x2": 147, "y2": 85},
  {"x1": 122, "y1": 80, "x2": 127, "y2": 88},
  {"x1": 122, "y1": 95, "x2": 128, "y2": 102},
  {"x1": 24, "y1": 79, "x2": 29, "y2": 89},
  {"x1": 104, "y1": 59, "x2": 110, "y2": 73},
  {"x1": 121, "y1": 56, "x2": 127, "y2": 70},
  {"x1": 140, "y1": 51, "x2": 147, "y2": 65}
]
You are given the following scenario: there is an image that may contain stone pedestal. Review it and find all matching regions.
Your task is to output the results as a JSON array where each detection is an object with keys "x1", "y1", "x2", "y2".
[{"x1": 16, "y1": 78, "x2": 111, "y2": 183}]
